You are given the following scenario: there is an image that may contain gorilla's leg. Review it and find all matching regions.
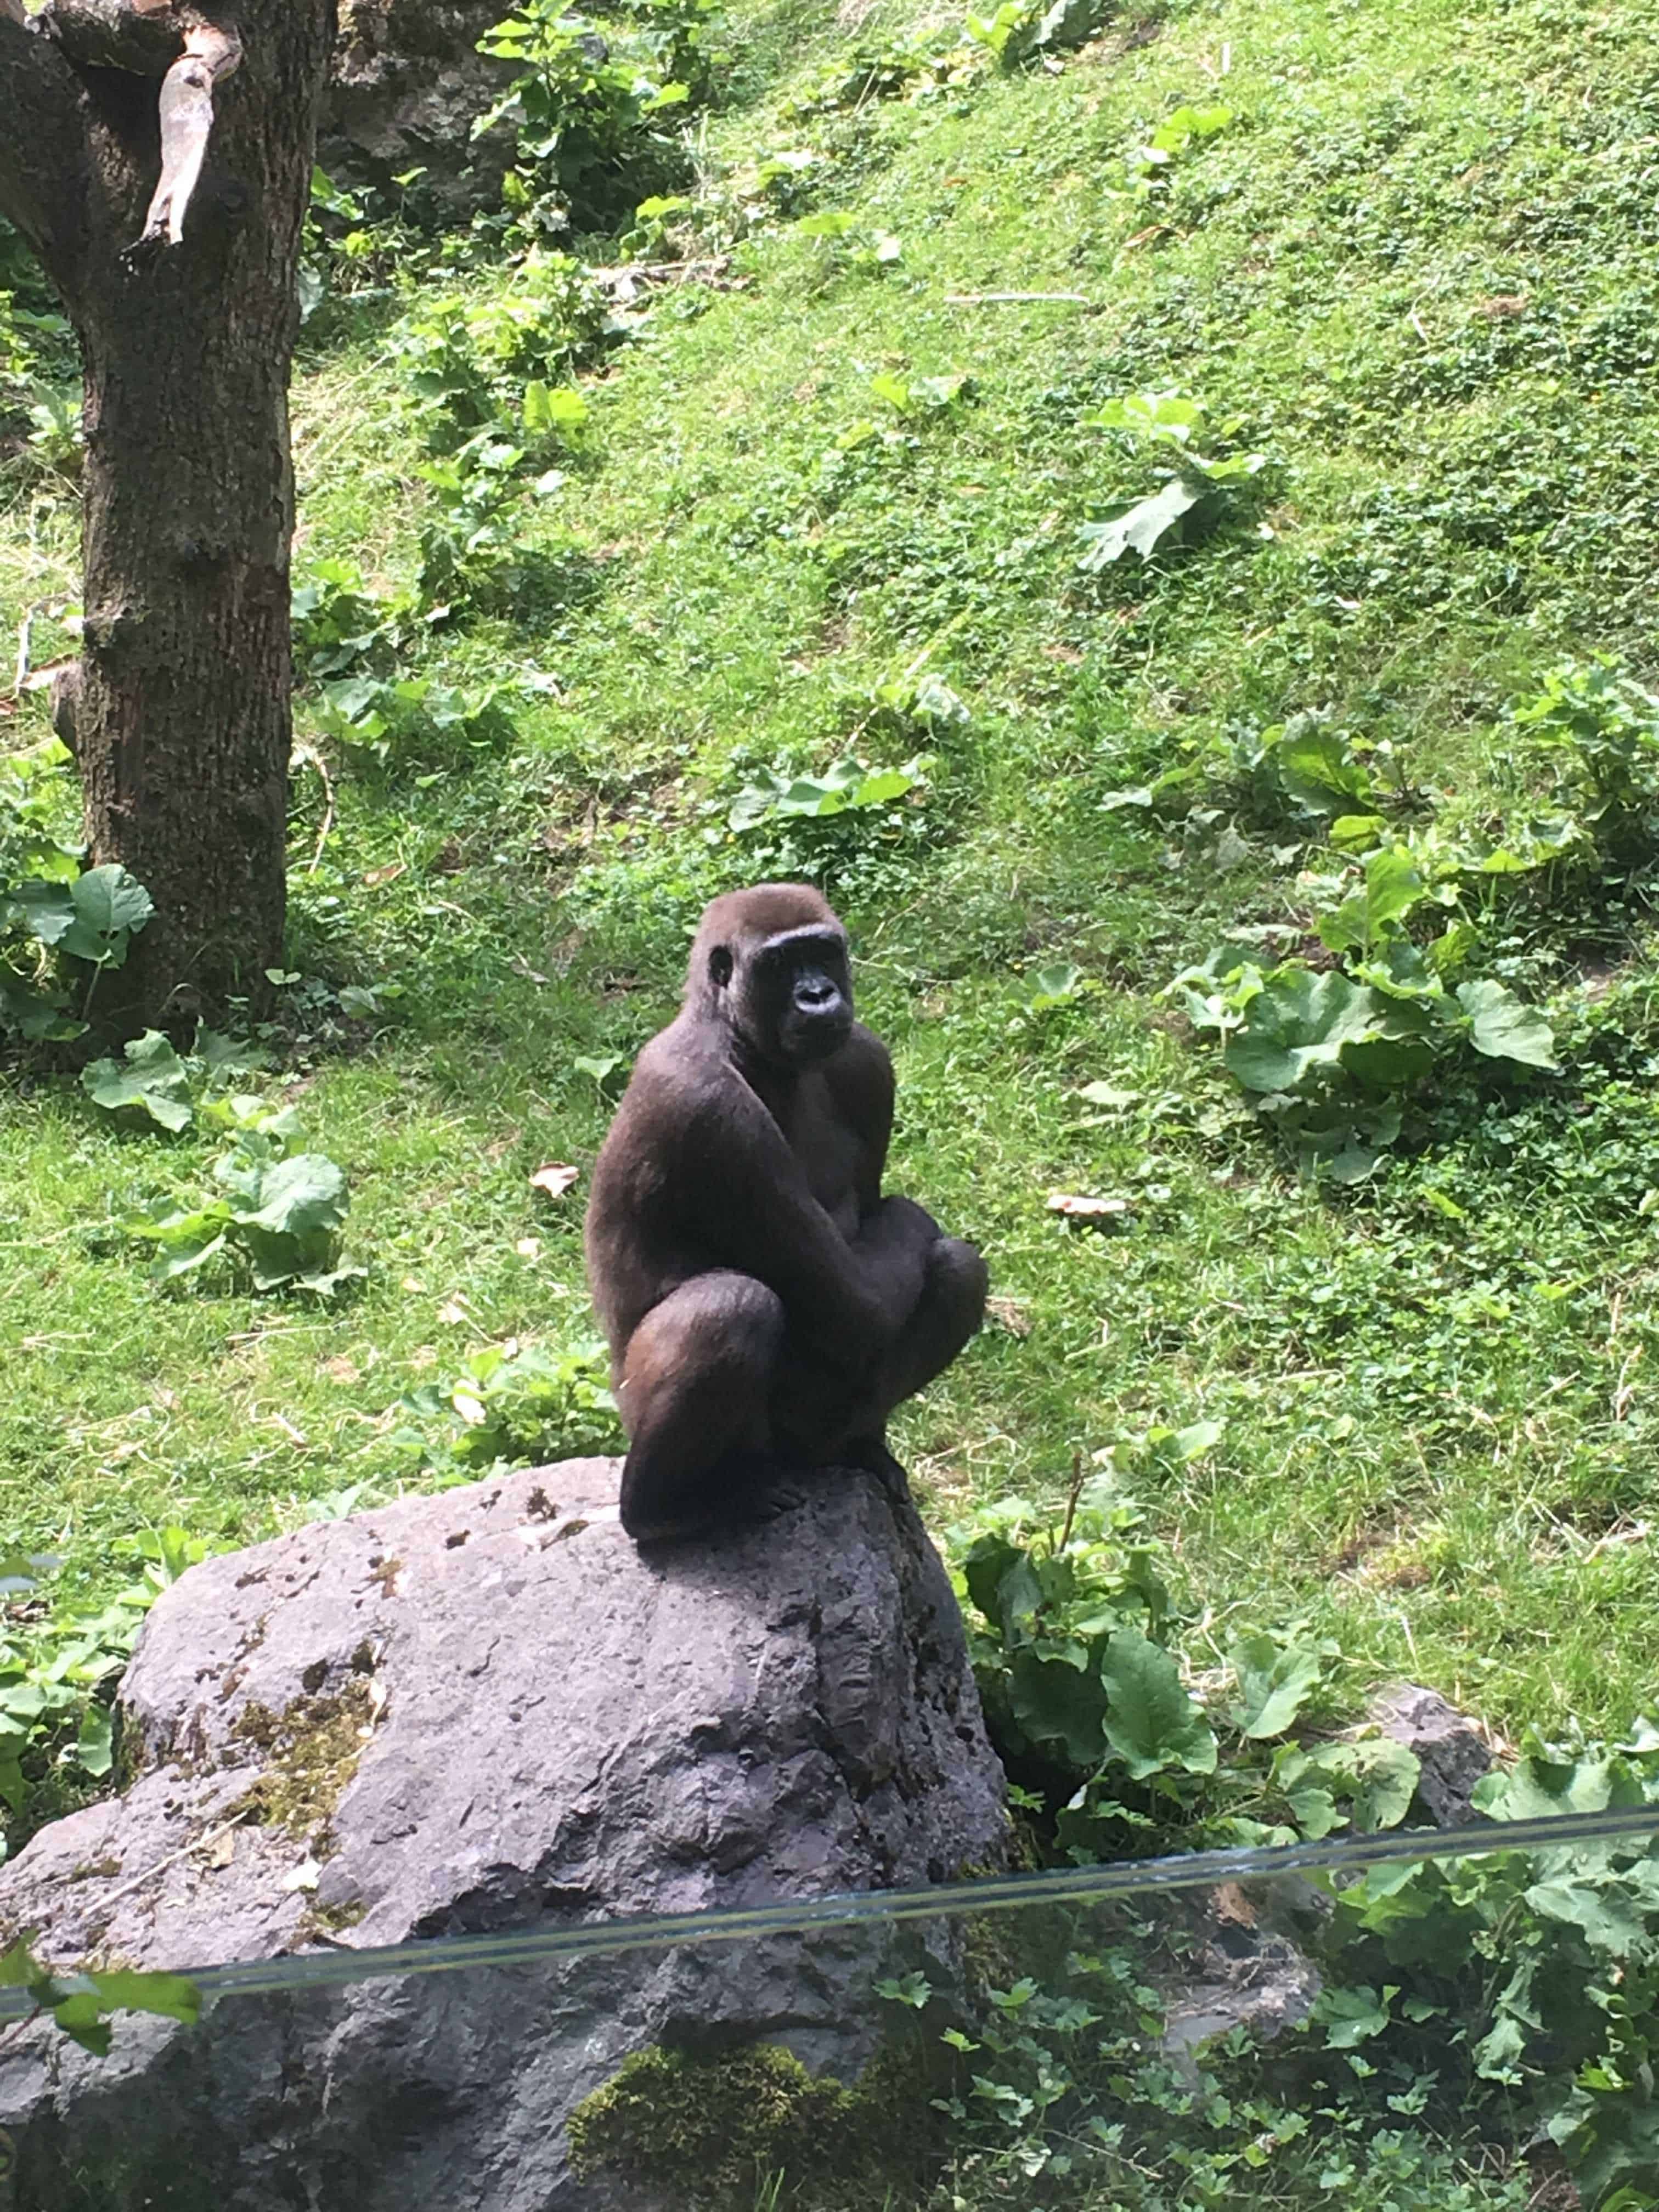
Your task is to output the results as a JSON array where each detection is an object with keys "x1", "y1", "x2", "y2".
[
  {"x1": 771, "y1": 1234, "x2": 988, "y2": 1468},
  {"x1": 616, "y1": 1271, "x2": 784, "y2": 1541},
  {"x1": 866, "y1": 1234, "x2": 988, "y2": 1423}
]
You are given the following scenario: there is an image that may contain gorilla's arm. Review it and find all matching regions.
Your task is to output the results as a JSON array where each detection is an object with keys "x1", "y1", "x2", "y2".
[
  {"x1": 825, "y1": 1024, "x2": 943, "y2": 1324},
  {"x1": 674, "y1": 1074, "x2": 899, "y2": 1364}
]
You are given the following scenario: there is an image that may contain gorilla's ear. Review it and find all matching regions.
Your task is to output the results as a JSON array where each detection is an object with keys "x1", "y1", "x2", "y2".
[{"x1": 708, "y1": 945, "x2": 733, "y2": 989}]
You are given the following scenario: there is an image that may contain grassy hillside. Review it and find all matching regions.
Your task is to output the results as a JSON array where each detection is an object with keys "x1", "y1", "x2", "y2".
[{"x1": 7, "y1": 0, "x2": 1659, "y2": 1757}]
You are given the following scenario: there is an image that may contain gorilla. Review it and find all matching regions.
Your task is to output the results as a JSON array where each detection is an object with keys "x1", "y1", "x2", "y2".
[{"x1": 584, "y1": 884, "x2": 987, "y2": 1542}]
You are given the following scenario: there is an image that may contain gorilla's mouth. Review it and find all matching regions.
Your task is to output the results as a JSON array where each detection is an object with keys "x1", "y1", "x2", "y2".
[{"x1": 782, "y1": 1008, "x2": 853, "y2": 1063}]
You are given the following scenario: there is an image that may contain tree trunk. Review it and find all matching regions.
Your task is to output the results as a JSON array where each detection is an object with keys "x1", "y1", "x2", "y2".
[{"x1": 1, "y1": 0, "x2": 336, "y2": 1033}]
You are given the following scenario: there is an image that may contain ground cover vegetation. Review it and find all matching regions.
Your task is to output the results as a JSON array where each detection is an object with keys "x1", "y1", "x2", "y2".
[{"x1": 7, "y1": 0, "x2": 1659, "y2": 2192}]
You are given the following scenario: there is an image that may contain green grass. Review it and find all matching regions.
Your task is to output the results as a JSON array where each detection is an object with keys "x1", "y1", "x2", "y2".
[{"x1": 8, "y1": 0, "x2": 1659, "y2": 1763}]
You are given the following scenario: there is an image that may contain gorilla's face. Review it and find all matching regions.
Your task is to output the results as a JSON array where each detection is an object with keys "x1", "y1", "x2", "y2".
[{"x1": 714, "y1": 923, "x2": 854, "y2": 1069}]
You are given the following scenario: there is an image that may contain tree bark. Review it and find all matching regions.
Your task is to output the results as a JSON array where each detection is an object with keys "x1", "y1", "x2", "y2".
[{"x1": 0, "y1": 0, "x2": 336, "y2": 1031}]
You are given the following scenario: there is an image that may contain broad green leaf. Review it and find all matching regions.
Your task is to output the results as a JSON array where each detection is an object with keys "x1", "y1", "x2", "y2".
[
  {"x1": 234, "y1": 1152, "x2": 347, "y2": 1238},
  {"x1": 1301, "y1": 1738, "x2": 1420, "y2": 1831},
  {"x1": 68, "y1": 864, "x2": 155, "y2": 943},
  {"x1": 1167, "y1": 1419, "x2": 1223, "y2": 1462},
  {"x1": 1329, "y1": 812, "x2": 1386, "y2": 851},
  {"x1": 1525, "y1": 1877, "x2": 1646, "y2": 1956},
  {"x1": 522, "y1": 381, "x2": 587, "y2": 434},
  {"x1": 84, "y1": 1967, "x2": 202, "y2": 2025},
  {"x1": 76, "y1": 1706, "x2": 114, "y2": 1778},
  {"x1": 50, "y1": 1993, "x2": 113, "y2": 2055},
  {"x1": 1098, "y1": 1628, "x2": 1216, "y2": 1779},
  {"x1": 82, "y1": 1031, "x2": 194, "y2": 1131},
  {"x1": 1474, "y1": 1750, "x2": 1615, "y2": 1820},
  {"x1": 1087, "y1": 390, "x2": 1204, "y2": 444},
  {"x1": 1274, "y1": 724, "x2": 1373, "y2": 814},
  {"x1": 1006, "y1": 1647, "x2": 1109, "y2": 1769},
  {"x1": 1286, "y1": 1785, "x2": 1341, "y2": 1838},
  {"x1": 1223, "y1": 969, "x2": 1382, "y2": 1096},
  {"x1": 1229, "y1": 1632, "x2": 1322, "y2": 1740},
  {"x1": 151, "y1": 1229, "x2": 229, "y2": 1280},
  {"x1": 0, "y1": 1939, "x2": 44, "y2": 1989},
  {"x1": 1077, "y1": 476, "x2": 1216, "y2": 568},
  {"x1": 1361, "y1": 844, "x2": 1427, "y2": 934},
  {"x1": 1456, "y1": 979, "x2": 1557, "y2": 1069},
  {"x1": 12, "y1": 878, "x2": 76, "y2": 946},
  {"x1": 1029, "y1": 963, "x2": 1085, "y2": 1007},
  {"x1": 195, "y1": 1029, "x2": 268, "y2": 1075},
  {"x1": 913, "y1": 373, "x2": 968, "y2": 409}
]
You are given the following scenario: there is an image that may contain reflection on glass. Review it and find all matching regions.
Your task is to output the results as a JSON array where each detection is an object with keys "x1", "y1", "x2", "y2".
[{"x1": 1, "y1": 1801, "x2": 1657, "y2": 2210}]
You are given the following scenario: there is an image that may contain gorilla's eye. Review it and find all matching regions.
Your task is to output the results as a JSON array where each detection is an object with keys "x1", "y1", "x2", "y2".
[{"x1": 708, "y1": 945, "x2": 733, "y2": 989}]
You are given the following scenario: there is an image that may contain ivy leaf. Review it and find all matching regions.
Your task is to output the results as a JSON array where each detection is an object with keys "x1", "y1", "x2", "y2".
[
  {"x1": 1229, "y1": 1632, "x2": 1323, "y2": 1740},
  {"x1": 1076, "y1": 476, "x2": 1219, "y2": 569},
  {"x1": 1098, "y1": 1628, "x2": 1217, "y2": 1779},
  {"x1": 1456, "y1": 979, "x2": 1558, "y2": 1070},
  {"x1": 82, "y1": 1031, "x2": 194, "y2": 1131},
  {"x1": 1314, "y1": 1984, "x2": 1393, "y2": 2049}
]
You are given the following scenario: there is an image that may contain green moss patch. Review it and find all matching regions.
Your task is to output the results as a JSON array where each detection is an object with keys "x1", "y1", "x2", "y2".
[{"x1": 568, "y1": 2040, "x2": 947, "y2": 2209}]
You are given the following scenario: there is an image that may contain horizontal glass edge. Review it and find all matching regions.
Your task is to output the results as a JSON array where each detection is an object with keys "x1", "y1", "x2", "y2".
[{"x1": 5, "y1": 1799, "x2": 1656, "y2": 2017}]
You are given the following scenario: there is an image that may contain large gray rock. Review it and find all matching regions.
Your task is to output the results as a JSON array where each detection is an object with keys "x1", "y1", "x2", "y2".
[
  {"x1": 0, "y1": 1459, "x2": 1006, "y2": 2212},
  {"x1": 1373, "y1": 1682, "x2": 1492, "y2": 1827},
  {"x1": 321, "y1": 0, "x2": 517, "y2": 212}
]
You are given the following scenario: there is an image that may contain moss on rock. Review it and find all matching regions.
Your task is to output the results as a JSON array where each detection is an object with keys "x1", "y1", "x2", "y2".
[
  {"x1": 233, "y1": 1678, "x2": 376, "y2": 1850},
  {"x1": 568, "y1": 2038, "x2": 949, "y2": 2210}
]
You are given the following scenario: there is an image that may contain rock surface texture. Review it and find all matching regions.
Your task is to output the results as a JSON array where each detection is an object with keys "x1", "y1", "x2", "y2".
[
  {"x1": 1373, "y1": 1681, "x2": 1493, "y2": 1827},
  {"x1": 0, "y1": 1458, "x2": 1006, "y2": 2212},
  {"x1": 322, "y1": 0, "x2": 516, "y2": 210}
]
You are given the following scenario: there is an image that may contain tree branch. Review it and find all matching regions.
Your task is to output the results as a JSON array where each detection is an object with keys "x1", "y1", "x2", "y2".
[
  {"x1": 130, "y1": 16, "x2": 241, "y2": 251},
  {"x1": 0, "y1": 4, "x2": 87, "y2": 267}
]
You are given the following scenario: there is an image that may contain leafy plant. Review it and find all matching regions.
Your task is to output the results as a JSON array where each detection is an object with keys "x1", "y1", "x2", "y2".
[
  {"x1": 964, "y1": 0, "x2": 1107, "y2": 67},
  {"x1": 0, "y1": 1938, "x2": 201, "y2": 2055},
  {"x1": 1124, "y1": 102, "x2": 1234, "y2": 199},
  {"x1": 0, "y1": 1537, "x2": 201, "y2": 1843},
  {"x1": 393, "y1": 1337, "x2": 620, "y2": 1472},
  {"x1": 718, "y1": 750, "x2": 939, "y2": 895},
  {"x1": 946, "y1": 1466, "x2": 1406, "y2": 1857},
  {"x1": 1, "y1": 738, "x2": 155, "y2": 1040},
  {"x1": 1509, "y1": 657, "x2": 1659, "y2": 867},
  {"x1": 82, "y1": 1026, "x2": 267, "y2": 1133},
  {"x1": 122, "y1": 1100, "x2": 359, "y2": 1294},
  {"x1": 476, "y1": 0, "x2": 727, "y2": 235},
  {"x1": 388, "y1": 261, "x2": 607, "y2": 450},
  {"x1": 726, "y1": 753, "x2": 934, "y2": 831},
  {"x1": 1302, "y1": 1731, "x2": 1659, "y2": 2209},
  {"x1": 793, "y1": 209, "x2": 904, "y2": 274},
  {"x1": 1077, "y1": 388, "x2": 1265, "y2": 571}
]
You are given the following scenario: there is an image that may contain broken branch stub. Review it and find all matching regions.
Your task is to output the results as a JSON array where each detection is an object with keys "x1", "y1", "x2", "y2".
[{"x1": 132, "y1": 20, "x2": 242, "y2": 252}]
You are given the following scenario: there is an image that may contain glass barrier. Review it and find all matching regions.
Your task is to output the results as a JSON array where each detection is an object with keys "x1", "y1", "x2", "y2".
[{"x1": 1, "y1": 1803, "x2": 1655, "y2": 2212}]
